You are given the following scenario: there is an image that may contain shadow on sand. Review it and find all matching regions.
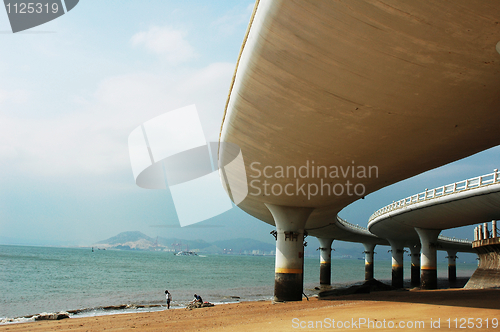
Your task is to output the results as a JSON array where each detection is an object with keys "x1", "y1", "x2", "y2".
[{"x1": 318, "y1": 277, "x2": 500, "y2": 310}]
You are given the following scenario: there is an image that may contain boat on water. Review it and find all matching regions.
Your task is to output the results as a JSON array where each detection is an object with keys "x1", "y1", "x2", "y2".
[{"x1": 174, "y1": 251, "x2": 198, "y2": 256}]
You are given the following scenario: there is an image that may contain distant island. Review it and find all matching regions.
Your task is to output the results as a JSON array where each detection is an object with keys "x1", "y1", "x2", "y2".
[
  {"x1": 94, "y1": 231, "x2": 478, "y2": 261},
  {"x1": 0, "y1": 230, "x2": 477, "y2": 262},
  {"x1": 94, "y1": 231, "x2": 277, "y2": 256},
  {"x1": 92, "y1": 231, "x2": 394, "y2": 259}
]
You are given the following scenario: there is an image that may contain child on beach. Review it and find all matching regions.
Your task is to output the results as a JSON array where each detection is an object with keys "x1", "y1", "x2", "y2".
[{"x1": 165, "y1": 290, "x2": 172, "y2": 309}]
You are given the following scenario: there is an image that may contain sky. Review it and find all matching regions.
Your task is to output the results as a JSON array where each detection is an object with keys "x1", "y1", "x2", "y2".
[{"x1": 0, "y1": 1, "x2": 498, "y2": 249}]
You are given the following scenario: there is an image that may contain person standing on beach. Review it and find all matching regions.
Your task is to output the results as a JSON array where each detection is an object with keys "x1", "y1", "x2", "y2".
[{"x1": 165, "y1": 290, "x2": 172, "y2": 309}]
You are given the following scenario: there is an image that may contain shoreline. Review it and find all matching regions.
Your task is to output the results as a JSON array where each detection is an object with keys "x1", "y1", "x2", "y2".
[
  {"x1": 0, "y1": 276, "x2": 471, "y2": 326},
  {"x1": 2, "y1": 245, "x2": 477, "y2": 321},
  {"x1": 1, "y1": 288, "x2": 499, "y2": 331}
]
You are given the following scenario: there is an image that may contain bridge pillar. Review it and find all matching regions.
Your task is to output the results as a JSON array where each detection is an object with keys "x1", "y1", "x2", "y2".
[
  {"x1": 415, "y1": 228, "x2": 441, "y2": 289},
  {"x1": 388, "y1": 240, "x2": 405, "y2": 288},
  {"x1": 265, "y1": 204, "x2": 314, "y2": 302},
  {"x1": 447, "y1": 250, "x2": 457, "y2": 282},
  {"x1": 363, "y1": 243, "x2": 376, "y2": 281},
  {"x1": 318, "y1": 238, "x2": 334, "y2": 285},
  {"x1": 409, "y1": 243, "x2": 421, "y2": 286}
]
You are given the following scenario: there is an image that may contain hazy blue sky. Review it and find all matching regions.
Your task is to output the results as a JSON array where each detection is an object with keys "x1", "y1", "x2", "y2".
[{"x1": 0, "y1": 1, "x2": 498, "y2": 248}]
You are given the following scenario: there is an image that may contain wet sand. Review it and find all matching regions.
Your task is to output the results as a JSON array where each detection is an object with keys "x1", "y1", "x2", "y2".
[{"x1": 1, "y1": 288, "x2": 499, "y2": 331}]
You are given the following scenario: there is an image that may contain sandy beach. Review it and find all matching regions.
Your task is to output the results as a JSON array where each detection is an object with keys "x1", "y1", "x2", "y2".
[{"x1": 2, "y1": 288, "x2": 499, "y2": 332}]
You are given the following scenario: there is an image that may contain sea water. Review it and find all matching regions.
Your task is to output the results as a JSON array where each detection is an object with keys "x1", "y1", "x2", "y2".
[{"x1": 0, "y1": 245, "x2": 477, "y2": 321}]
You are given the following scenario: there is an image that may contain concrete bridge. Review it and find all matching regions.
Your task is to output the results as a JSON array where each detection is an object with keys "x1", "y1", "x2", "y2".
[
  {"x1": 368, "y1": 170, "x2": 500, "y2": 289},
  {"x1": 219, "y1": 0, "x2": 500, "y2": 301},
  {"x1": 313, "y1": 215, "x2": 472, "y2": 288}
]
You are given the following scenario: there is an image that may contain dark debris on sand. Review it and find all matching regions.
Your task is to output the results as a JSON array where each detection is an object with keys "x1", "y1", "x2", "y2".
[
  {"x1": 318, "y1": 279, "x2": 394, "y2": 298},
  {"x1": 186, "y1": 302, "x2": 215, "y2": 310}
]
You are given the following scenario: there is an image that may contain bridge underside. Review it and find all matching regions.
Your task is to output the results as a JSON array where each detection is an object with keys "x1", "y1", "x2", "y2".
[
  {"x1": 221, "y1": 0, "x2": 500, "y2": 234},
  {"x1": 219, "y1": 0, "x2": 500, "y2": 298}
]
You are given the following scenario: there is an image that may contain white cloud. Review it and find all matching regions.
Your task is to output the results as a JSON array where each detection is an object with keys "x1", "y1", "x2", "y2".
[
  {"x1": 131, "y1": 26, "x2": 197, "y2": 64},
  {"x1": 0, "y1": 62, "x2": 235, "y2": 180},
  {"x1": 177, "y1": 62, "x2": 235, "y2": 141},
  {"x1": 0, "y1": 145, "x2": 18, "y2": 164},
  {"x1": 0, "y1": 89, "x2": 29, "y2": 105}
]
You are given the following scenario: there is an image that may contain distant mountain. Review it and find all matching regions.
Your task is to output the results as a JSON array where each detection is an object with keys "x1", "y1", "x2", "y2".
[
  {"x1": 95, "y1": 231, "x2": 154, "y2": 245},
  {"x1": 95, "y1": 232, "x2": 409, "y2": 259},
  {"x1": 95, "y1": 232, "x2": 276, "y2": 254}
]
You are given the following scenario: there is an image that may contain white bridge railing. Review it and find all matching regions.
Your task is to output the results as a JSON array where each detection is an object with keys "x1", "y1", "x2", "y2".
[
  {"x1": 437, "y1": 235, "x2": 471, "y2": 244},
  {"x1": 338, "y1": 217, "x2": 471, "y2": 245},
  {"x1": 337, "y1": 216, "x2": 372, "y2": 233},
  {"x1": 369, "y1": 169, "x2": 500, "y2": 222}
]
